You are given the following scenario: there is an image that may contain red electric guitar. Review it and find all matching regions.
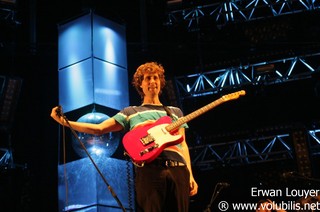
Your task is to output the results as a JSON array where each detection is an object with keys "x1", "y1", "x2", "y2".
[{"x1": 122, "y1": 90, "x2": 246, "y2": 166}]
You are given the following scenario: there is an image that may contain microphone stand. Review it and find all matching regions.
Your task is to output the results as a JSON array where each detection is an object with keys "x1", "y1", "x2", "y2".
[
  {"x1": 203, "y1": 183, "x2": 229, "y2": 212},
  {"x1": 58, "y1": 107, "x2": 127, "y2": 212}
]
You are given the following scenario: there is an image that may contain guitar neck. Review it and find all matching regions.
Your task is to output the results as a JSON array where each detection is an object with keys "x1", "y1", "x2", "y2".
[{"x1": 166, "y1": 97, "x2": 224, "y2": 132}]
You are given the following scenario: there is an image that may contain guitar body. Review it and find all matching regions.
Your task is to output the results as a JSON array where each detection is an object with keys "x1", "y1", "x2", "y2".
[{"x1": 122, "y1": 116, "x2": 183, "y2": 165}]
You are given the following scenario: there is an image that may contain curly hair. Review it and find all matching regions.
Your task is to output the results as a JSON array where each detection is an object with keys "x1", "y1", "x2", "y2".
[{"x1": 132, "y1": 62, "x2": 166, "y2": 98}]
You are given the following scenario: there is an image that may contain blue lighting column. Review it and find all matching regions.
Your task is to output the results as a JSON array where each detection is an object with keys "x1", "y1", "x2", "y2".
[{"x1": 57, "y1": 12, "x2": 134, "y2": 211}]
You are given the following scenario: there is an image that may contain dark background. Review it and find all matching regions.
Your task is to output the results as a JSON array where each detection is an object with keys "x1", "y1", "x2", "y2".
[{"x1": 0, "y1": 0, "x2": 320, "y2": 211}]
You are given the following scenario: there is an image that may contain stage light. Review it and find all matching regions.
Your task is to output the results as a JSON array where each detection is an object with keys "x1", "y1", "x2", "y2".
[{"x1": 255, "y1": 64, "x2": 275, "y2": 75}]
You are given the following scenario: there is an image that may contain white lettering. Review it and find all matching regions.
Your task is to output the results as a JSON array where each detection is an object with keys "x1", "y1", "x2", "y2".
[
  {"x1": 251, "y1": 187, "x2": 282, "y2": 197},
  {"x1": 286, "y1": 188, "x2": 320, "y2": 198}
]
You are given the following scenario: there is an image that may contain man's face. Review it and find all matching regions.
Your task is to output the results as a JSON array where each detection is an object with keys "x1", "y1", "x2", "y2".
[{"x1": 140, "y1": 73, "x2": 161, "y2": 97}]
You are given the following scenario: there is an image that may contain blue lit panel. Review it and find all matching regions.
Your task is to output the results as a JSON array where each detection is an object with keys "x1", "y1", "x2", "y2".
[
  {"x1": 58, "y1": 12, "x2": 129, "y2": 112},
  {"x1": 94, "y1": 59, "x2": 129, "y2": 110},
  {"x1": 59, "y1": 59, "x2": 94, "y2": 113},
  {"x1": 93, "y1": 15, "x2": 127, "y2": 69},
  {"x1": 58, "y1": 157, "x2": 135, "y2": 211},
  {"x1": 58, "y1": 14, "x2": 92, "y2": 69}
]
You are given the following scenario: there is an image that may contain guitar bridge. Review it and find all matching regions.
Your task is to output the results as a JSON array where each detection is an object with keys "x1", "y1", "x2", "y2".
[
  {"x1": 140, "y1": 134, "x2": 155, "y2": 145},
  {"x1": 140, "y1": 144, "x2": 159, "y2": 156}
]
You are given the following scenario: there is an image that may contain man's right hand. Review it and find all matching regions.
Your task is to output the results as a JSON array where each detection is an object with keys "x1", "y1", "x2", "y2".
[{"x1": 50, "y1": 106, "x2": 65, "y2": 125}]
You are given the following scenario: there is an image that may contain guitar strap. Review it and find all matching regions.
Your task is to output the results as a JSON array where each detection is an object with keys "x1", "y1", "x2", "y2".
[{"x1": 163, "y1": 105, "x2": 176, "y2": 121}]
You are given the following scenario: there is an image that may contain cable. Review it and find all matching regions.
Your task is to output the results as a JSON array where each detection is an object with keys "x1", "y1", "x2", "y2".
[
  {"x1": 62, "y1": 124, "x2": 69, "y2": 209},
  {"x1": 126, "y1": 159, "x2": 134, "y2": 211}
]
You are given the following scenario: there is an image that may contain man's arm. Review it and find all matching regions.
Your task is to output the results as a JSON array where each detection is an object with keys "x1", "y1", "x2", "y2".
[
  {"x1": 50, "y1": 106, "x2": 123, "y2": 135},
  {"x1": 178, "y1": 127, "x2": 198, "y2": 196}
]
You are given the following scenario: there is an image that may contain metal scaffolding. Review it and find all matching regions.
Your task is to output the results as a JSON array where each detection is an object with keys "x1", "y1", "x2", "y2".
[
  {"x1": 174, "y1": 52, "x2": 320, "y2": 99},
  {"x1": 165, "y1": 0, "x2": 320, "y2": 29},
  {"x1": 189, "y1": 128, "x2": 320, "y2": 171}
]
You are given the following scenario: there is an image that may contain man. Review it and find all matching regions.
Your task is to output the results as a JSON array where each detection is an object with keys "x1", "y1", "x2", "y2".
[{"x1": 51, "y1": 61, "x2": 198, "y2": 211}]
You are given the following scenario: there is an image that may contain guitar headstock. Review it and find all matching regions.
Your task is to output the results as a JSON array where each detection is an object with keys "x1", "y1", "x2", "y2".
[{"x1": 222, "y1": 90, "x2": 246, "y2": 101}]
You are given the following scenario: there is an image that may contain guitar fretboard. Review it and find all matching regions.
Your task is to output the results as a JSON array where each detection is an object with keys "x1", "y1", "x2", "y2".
[
  {"x1": 165, "y1": 98, "x2": 223, "y2": 132},
  {"x1": 165, "y1": 90, "x2": 245, "y2": 132}
]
